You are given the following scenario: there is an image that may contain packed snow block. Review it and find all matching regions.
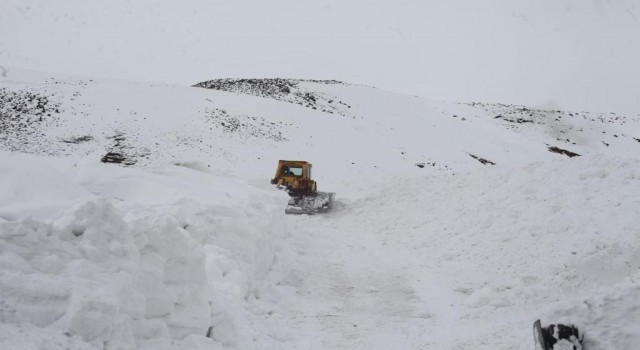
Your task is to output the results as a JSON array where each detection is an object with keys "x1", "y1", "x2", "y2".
[
  {"x1": 117, "y1": 288, "x2": 146, "y2": 321},
  {"x1": 165, "y1": 293, "x2": 211, "y2": 339},
  {"x1": 0, "y1": 222, "x2": 72, "y2": 328},
  {"x1": 141, "y1": 218, "x2": 192, "y2": 260},
  {"x1": 132, "y1": 216, "x2": 211, "y2": 338},
  {"x1": 0, "y1": 271, "x2": 71, "y2": 327},
  {"x1": 133, "y1": 318, "x2": 171, "y2": 343},
  {"x1": 63, "y1": 291, "x2": 119, "y2": 342},
  {"x1": 177, "y1": 196, "x2": 286, "y2": 289},
  {"x1": 136, "y1": 253, "x2": 173, "y2": 318},
  {"x1": 208, "y1": 310, "x2": 239, "y2": 347},
  {"x1": 0, "y1": 250, "x2": 33, "y2": 273},
  {"x1": 204, "y1": 246, "x2": 250, "y2": 297},
  {"x1": 105, "y1": 314, "x2": 137, "y2": 350},
  {"x1": 137, "y1": 335, "x2": 224, "y2": 350},
  {"x1": 69, "y1": 201, "x2": 138, "y2": 262},
  {"x1": 162, "y1": 244, "x2": 206, "y2": 286},
  {"x1": 0, "y1": 323, "x2": 96, "y2": 350},
  {"x1": 182, "y1": 334, "x2": 224, "y2": 350},
  {"x1": 0, "y1": 153, "x2": 292, "y2": 350},
  {"x1": 0, "y1": 201, "x2": 143, "y2": 348}
]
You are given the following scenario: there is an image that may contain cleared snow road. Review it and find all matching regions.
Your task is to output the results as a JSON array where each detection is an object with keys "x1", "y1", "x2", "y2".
[
  {"x1": 273, "y1": 203, "x2": 460, "y2": 350},
  {"x1": 268, "y1": 157, "x2": 640, "y2": 350}
]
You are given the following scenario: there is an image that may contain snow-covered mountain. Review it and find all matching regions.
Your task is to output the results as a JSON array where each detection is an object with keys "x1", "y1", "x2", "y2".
[
  {"x1": 1, "y1": 68, "x2": 639, "y2": 350},
  {"x1": 2, "y1": 68, "x2": 638, "y2": 195}
]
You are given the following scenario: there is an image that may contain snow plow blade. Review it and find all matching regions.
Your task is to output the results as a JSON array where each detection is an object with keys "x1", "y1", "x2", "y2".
[
  {"x1": 285, "y1": 192, "x2": 335, "y2": 215},
  {"x1": 533, "y1": 320, "x2": 548, "y2": 350},
  {"x1": 533, "y1": 319, "x2": 583, "y2": 350}
]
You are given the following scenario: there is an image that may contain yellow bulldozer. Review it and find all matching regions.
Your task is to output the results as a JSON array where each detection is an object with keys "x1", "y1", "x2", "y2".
[{"x1": 271, "y1": 160, "x2": 335, "y2": 214}]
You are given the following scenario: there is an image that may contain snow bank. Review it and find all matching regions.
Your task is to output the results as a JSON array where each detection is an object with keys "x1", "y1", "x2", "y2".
[
  {"x1": 331, "y1": 155, "x2": 640, "y2": 348},
  {"x1": 0, "y1": 152, "x2": 290, "y2": 350},
  {"x1": 546, "y1": 275, "x2": 640, "y2": 349}
]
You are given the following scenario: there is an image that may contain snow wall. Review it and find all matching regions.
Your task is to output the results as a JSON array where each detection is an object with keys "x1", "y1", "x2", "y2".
[{"x1": 0, "y1": 152, "x2": 290, "y2": 350}]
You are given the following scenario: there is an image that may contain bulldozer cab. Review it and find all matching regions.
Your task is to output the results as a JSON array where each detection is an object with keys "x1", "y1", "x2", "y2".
[
  {"x1": 281, "y1": 165, "x2": 303, "y2": 177},
  {"x1": 271, "y1": 160, "x2": 334, "y2": 214},
  {"x1": 271, "y1": 160, "x2": 316, "y2": 195}
]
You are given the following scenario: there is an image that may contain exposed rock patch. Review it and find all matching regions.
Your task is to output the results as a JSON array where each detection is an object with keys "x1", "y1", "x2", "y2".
[
  {"x1": 494, "y1": 115, "x2": 533, "y2": 124},
  {"x1": 468, "y1": 154, "x2": 496, "y2": 165},
  {"x1": 60, "y1": 135, "x2": 94, "y2": 144},
  {"x1": 204, "y1": 107, "x2": 288, "y2": 142},
  {"x1": 0, "y1": 88, "x2": 62, "y2": 153},
  {"x1": 548, "y1": 146, "x2": 580, "y2": 158},
  {"x1": 467, "y1": 102, "x2": 640, "y2": 151},
  {"x1": 101, "y1": 152, "x2": 129, "y2": 164},
  {"x1": 100, "y1": 132, "x2": 149, "y2": 166},
  {"x1": 193, "y1": 78, "x2": 356, "y2": 118}
]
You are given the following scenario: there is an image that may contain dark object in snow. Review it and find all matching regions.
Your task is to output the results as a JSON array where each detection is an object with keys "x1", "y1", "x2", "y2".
[
  {"x1": 204, "y1": 108, "x2": 287, "y2": 141},
  {"x1": 71, "y1": 227, "x2": 85, "y2": 237},
  {"x1": 60, "y1": 135, "x2": 94, "y2": 144},
  {"x1": 100, "y1": 132, "x2": 147, "y2": 166},
  {"x1": 469, "y1": 153, "x2": 496, "y2": 165},
  {"x1": 415, "y1": 163, "x2": 425, "y2": 168},
  {"x1": 548, "y1": 146, "x2": 580, "y2": 158},
  {"x1": 494, "y1": 114, "x2": 533, "y2": 124},
  {"x1": 206, "y1": 326, "x2": 213, "y2": 338},
  {"x1": 533, "y1": 319, "x2": 583, "y2": 350},
  {"x1": 101, "y1": 152, "x2": 128, "y2": 164}
]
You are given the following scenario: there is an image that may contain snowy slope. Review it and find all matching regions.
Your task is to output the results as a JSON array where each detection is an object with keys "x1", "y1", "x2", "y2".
[
  {"x1": 2, "y1": 67, "x2": 639, "y2": 197},
  {"x1": 271, "y1": 155, "x2": 640, "y2": 349},
  {"x1": 1, "y1": 69, "x2": 640, "y2": 350}
]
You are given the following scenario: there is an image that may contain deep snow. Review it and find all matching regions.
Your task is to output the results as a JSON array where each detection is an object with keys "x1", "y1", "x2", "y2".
[
  {"x1": 273, "y1": 156, "x2": 640, "y2": 349},
  {"x1": 1, "y1": 69, "x2": 639, "y2": 349},
  {"x1": 0, "y1": 151, "x2": 290, "y2": 350}
]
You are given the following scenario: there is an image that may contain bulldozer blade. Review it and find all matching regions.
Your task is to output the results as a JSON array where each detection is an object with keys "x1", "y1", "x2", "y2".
[
  {"x1": 285, "y1": 192, "x2": 335, "y2": 215},
  {"x1": 533, "y1": 320, "x2": 549, "y2": 350}
]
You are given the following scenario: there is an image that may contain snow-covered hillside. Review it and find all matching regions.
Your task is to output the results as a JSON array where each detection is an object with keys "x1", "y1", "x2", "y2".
[
  {"x1": 1, "y1": 69, "x2": 639, "y2": 349},
  {"x1": 2, "y1": 68, "x2": 639, "y2": 196},
  {"x1": 276, "y1": 155, "x2": 640, "y2": 349}
]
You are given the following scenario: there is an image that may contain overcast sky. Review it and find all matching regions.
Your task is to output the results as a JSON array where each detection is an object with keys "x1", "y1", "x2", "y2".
[{"x1": 1, "y1": 0, "x2": 639, "y2": 113}]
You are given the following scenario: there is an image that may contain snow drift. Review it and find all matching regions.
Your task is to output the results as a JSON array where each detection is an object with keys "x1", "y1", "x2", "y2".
[
  {"x1": 0, "y1": 152, "x2": 289, "y2": 350},
  {"x1": 267, "y1": 155, "x2": 640, "y2": 350}
]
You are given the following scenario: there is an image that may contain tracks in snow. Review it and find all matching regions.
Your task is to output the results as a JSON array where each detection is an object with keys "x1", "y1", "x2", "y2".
[{"x1": 272, "y1": 207, "x2": 459, "y2": 350}]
